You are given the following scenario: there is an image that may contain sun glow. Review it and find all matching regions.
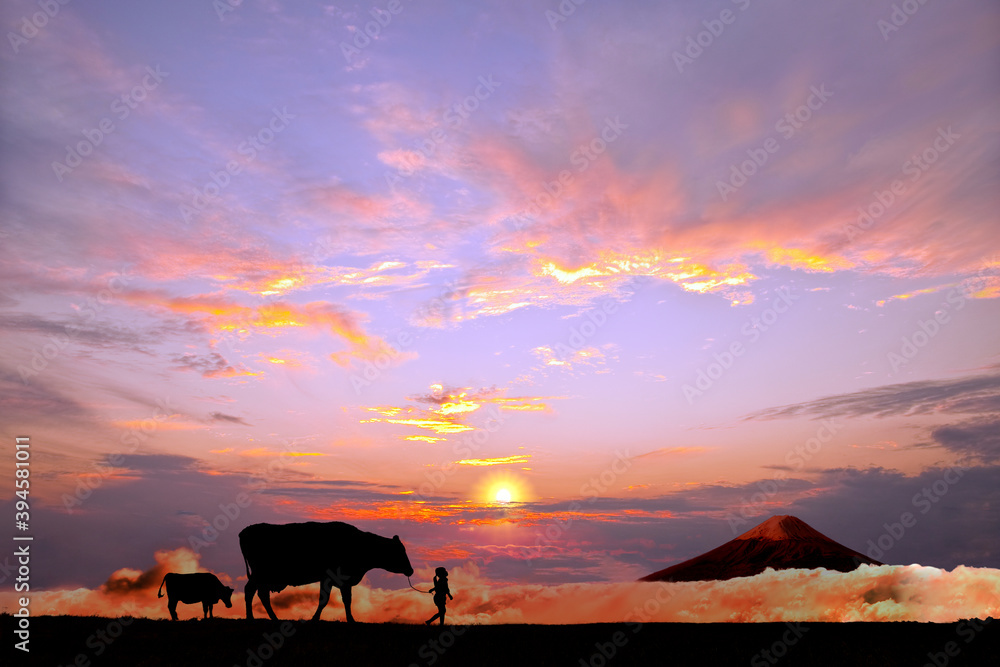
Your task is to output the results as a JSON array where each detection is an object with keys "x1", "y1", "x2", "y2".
[{"x1": 480, "y1": 470, "x2": 530, "y2": 505}]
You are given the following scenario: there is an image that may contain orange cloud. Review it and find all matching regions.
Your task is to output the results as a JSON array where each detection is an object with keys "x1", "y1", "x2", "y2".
[
  {"x1": 532, "y1": 344, "x2": 614, "y2": 374},
  {"x1": 383, "y1": 112, "x2": 1000, "y2": 321},
  {"x1": 431, "y1": 251, "x2": 760, "y2": 324},
  {"x1": 360, "y1": 416, "x2": 475, "y2": 435},
  {"x1": 875, "y1": 261, "x2": 1000, "y2": 306},
  {"x1": 360, "y1": 384, "x2": 563, "y2": 439},
  {"x1": 125, "y1": 292, "x2": 410, "y2": 368},
  {"x1": 764, "y1": 247, "x2": 855, "y2": 273},
  {"x1": 876, "y1": 285, "x2": 953, "y2": 307},
  {"x1": 456, "y1": 455, "x2": 532, "y2": 467},
  {"x1": 239, "y1": 447, "x2": 325, "y2": 458},
  {"x1": 206, "y1": 365, "x2": 262, "y2": 379},
  {"x1": 259, "y1": 352, "x2": 304, "y2": 367},
  {"x1": 238, "y1": 259, "x2": 450, "y2": 298},
  {"x1": 635, "y1": 447, "x2": 711, "y2": 460},
  {"x1": 101, "y1": 547, "x2": 205, "y2": 597}
]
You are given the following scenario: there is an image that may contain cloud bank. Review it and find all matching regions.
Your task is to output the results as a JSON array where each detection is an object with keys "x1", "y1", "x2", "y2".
[{"x1": 6, "y1": 551, "x2": 998, "y2": 625}]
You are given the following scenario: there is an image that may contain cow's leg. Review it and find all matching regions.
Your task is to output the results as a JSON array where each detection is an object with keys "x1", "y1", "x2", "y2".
[
  {"x1": 339, "y1": 586, "x2": 355, "y2": 623},
  {"x1": 244, "y1": 580, "x2": 257, "y2": 619},
  {"x1": 259, "y1": 588, "x2": 279, "y2": 621},
  {"x1": 206, "y1": 601, "x2": 214, "y2": 619},
  {"x1": 312, "y1": 578, "x2": 332, "y2": 621},
  {"x1": 167, "y1": 597, "x2": 179, "y2": 621}
]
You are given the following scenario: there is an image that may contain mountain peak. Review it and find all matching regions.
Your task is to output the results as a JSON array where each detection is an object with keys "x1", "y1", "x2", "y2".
[
  {"x1": 640, "y1": 514, "x2": 882, "y2": 582},
  {"x1": 734, "y1": 515, "x2": 829, "y2": 542}
]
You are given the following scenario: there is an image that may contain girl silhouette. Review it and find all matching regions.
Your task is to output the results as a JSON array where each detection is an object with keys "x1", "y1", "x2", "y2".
[{"x1": 425, "y1": 566, "x2": 453, "y2": 625}]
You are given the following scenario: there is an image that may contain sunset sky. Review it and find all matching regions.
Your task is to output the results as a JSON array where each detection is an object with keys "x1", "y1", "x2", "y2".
[{"x1": 2, "y1": 0, "x2": 999, "y2": 621}]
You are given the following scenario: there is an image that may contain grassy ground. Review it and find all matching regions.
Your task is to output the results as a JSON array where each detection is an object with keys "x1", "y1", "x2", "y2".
[{"x1": 3, "y1": 615, "x2": 997, "y2": 666}]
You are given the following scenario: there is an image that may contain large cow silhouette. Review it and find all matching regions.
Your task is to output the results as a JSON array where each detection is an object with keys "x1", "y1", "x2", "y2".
[{"x1": 239, "y1": 521, "x2": 414, "y2": 622}]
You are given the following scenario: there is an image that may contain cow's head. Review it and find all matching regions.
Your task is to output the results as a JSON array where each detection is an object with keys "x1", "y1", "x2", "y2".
[
  {"x1": 220, "y1": 585, "x2": 234, "y2": 608},
  {"x1": 387, "y1": 535, "x2": 414, "y2": 577}
]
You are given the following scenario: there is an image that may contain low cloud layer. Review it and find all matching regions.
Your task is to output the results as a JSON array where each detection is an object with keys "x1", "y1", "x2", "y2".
[{"x1": 4, "y1": 551, "x2": 998, "y2": 625}]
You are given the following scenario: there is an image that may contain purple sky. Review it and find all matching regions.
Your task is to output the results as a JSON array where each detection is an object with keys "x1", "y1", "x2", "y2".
[{"x1": 1, "y1": 0, "x2": 999, "y2": 605}]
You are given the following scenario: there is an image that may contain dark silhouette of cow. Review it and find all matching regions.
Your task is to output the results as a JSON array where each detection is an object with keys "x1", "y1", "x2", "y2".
[
  {"x1": 157, "y1": 572, "x2": 234, "y2": 620},
  {"x1": 239, "y1": 521, "x2": 414, "y2": 622}
]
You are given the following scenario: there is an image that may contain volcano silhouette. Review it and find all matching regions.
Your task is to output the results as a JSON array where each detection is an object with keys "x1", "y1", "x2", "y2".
[{"x1": 640, "y1": 515, "x2": 883, "y2": 582}]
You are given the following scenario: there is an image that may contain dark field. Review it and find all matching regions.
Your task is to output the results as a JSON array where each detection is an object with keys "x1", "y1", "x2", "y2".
[{"x1": 3, "y1": 615, "x2": 997, "y2": 666}]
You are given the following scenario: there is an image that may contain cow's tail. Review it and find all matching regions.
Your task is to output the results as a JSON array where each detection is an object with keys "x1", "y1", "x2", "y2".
[
  {"x1": 243, "y1": 554, "x2": 252, "y2": 581},
  {"x1": 157, "y1": 574, "x2": 167, "y2": 598}
]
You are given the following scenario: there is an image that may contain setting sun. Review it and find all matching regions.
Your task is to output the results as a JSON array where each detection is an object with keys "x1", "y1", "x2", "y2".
[{"x1": 480, "y1": 471, "x2": 530, "y2": 506}]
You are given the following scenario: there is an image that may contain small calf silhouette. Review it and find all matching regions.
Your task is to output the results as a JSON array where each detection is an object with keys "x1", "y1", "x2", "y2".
[{"x1": 158, "y1": 572, "x2": 234, "y2": 620}]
